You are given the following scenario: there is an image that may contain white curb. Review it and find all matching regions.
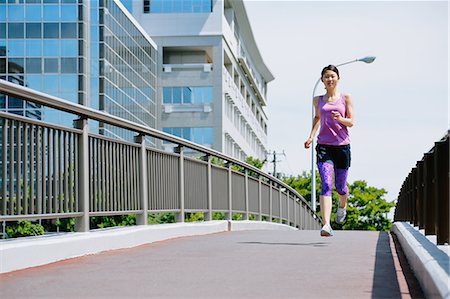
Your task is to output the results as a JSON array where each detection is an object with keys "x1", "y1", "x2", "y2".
[{"x1": 391, "y1": 222, "x2": 450, "y2": 299}]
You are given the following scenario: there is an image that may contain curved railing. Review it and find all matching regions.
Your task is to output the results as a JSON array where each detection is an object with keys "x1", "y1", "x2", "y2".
[
  {"x1": 394, "y1": 131, "x2": 449, "y2": 245},
  {"x1": 0, "y1": 79, "x2": 322, "y2": 233}
]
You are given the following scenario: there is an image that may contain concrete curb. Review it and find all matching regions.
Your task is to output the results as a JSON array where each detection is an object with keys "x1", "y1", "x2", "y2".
[
  {"x1": 391, "y1": 222, "x2": 450, "y2": 299},
  {"x1": 0, "y1": 220, "x2": 295, "y2": 274}
]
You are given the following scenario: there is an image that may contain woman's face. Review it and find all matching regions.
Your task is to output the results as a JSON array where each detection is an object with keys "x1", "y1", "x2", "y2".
[{"x1": 322, "y1": 70, "x2": 339, "y2": 89}]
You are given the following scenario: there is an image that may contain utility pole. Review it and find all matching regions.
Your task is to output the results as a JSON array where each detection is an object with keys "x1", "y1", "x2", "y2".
[{"x1": 268, "y1": 150, "x2": 285, "y2": 178}]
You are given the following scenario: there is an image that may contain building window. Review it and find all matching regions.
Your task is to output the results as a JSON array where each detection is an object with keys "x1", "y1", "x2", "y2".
[
  {"x1": 163, "y1": 86, "x2": 212, "y2": 104},
  {"x1": 163, "y1": 127, "x2": 213, "y2": 145},
  {"x1": 144, "y1": 0, "x2": 212, "y2": 14}
]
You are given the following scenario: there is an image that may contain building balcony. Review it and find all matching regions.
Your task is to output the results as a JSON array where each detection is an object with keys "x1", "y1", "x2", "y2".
[{"x1": 163, "y1": 63, "x2": 212, "y2": 72}]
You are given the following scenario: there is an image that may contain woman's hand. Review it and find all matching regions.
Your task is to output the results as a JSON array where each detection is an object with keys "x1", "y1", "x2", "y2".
[
  {"x1": 331, "y1": 111, "x2": 342, "y2": 120},
  {"x1": 304, "y1": 137, "x2": 313, "y2": 149}
]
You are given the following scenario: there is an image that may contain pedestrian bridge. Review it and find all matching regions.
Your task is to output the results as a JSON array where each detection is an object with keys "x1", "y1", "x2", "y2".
[{"x1": 0, "y1": 80, "x2": 449, "y2": 298}]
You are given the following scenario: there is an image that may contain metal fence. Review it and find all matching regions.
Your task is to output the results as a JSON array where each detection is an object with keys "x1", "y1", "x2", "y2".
[
  {"x1": 394, "y1": 131, "x2": 449, "y2": 245},
  {"x1": 0, "y1": 79, "x2": 322, "y2": 233}
]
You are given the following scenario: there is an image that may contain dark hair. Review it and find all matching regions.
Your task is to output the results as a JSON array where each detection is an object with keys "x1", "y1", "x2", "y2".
[{"x1": 321, "y1": 65, "x2": 340, "y2": 79}]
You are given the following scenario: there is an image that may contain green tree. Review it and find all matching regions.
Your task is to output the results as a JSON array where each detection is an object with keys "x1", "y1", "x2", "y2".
[
  {"x1": 5, "y1": 220, "x2": 45, "y2": 238},
  {"x1": 283, "y1": 173, "x2": 394, "y2": 231},
  {"x1": 341, "y1": 180, "x2": 395, "y2": 231}
]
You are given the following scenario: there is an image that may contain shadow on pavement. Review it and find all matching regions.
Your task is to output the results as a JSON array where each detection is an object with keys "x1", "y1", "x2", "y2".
[
  {"x1": 372, "y1": 232, "x2": 424, "y2": 299},
  {"x1": 238, "y1": 241, "x2": 329, "y2": 247}
]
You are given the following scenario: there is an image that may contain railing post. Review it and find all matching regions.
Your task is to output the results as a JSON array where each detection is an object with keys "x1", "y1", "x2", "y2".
[
  {"x1": 204, "y1": 155, "x2": 212, "y2": 221},
  {"x1": 292, "y1": 195, "x2": 297, "y2": 227},
  {"x1": 175, "y1": 146, "x2": 185, "y2": 223},
  {"x1": 278, "y1": 188, "x2": 282, "y2": 224},
  {"x1": 286, "y1": 191, "x2": 290, "y2": 227},
  {"x1": 225, "y1": 162, "x2": 232, "y2": 221},
  {"x1": 424, "y1": 152, "x2": 435, "y2": 235},
  {"x1": 269, "y1": 181, "x2": 272, "y2": 222},
  {"x1": 244, "y1": 169, "x2": 249, "y2": 221},
  {"x1": 135, "y1": 134, "x2": 148, "y2": 226},
  {"x1": 434, "y1": 138, "x2": 449, "y2": 245},
  {"x1": 416, "y1": 160, "x2": 424, "y2": 229},
  {"x1": 74, "y1": 118, "x2": 89, "y2": 232},
  {"x1": 257, "y1": 176, "x2": 262, "y2": 221},
  {"x1": 412, "y1": 167, "x2": 417, "y2": 226}
]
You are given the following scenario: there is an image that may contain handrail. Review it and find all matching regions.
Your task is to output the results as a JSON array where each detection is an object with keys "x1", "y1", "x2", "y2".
[
  {"x1": 0, "y1": 79, "x2": 315, "y2": 211},
  {"x1": 394, "y1": 130, "x2": 449, "y2": 245}
]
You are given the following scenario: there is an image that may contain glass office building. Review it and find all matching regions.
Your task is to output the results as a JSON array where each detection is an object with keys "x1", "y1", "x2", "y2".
[{"x1": 0, "y1": 0, "x2": 157, "y2": 141}]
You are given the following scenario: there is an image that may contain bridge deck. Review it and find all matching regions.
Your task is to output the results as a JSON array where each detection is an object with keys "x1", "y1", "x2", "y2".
[{"x1": 0, "y1": 230, "x2": 423, "y2": 298}]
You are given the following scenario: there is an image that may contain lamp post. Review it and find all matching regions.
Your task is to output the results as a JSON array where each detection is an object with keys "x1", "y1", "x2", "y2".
[{"x1": 310, "y1": 56, "x2": 376, "y2": 212}]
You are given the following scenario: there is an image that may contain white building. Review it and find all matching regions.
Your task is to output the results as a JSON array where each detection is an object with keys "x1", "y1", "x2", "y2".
[{"x1": 130, "y1": 0, "x2": 273, "y2": 161}]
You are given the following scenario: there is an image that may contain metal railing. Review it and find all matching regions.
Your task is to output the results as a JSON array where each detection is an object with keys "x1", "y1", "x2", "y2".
[
  {"x1": 394, "y1": 131, "x2": 449, "y2": 245},
  {"x1": 0, "y1": 79, "x2": 322, "y2": 232}
]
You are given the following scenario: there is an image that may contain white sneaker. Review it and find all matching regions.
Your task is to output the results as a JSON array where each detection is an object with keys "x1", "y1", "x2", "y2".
[
  {"x1": 320, "y1": 224, "x2": 333, "y2": 237},
  {"x1": 335, "y1": 201, "x2": 346, "y2": 224}
]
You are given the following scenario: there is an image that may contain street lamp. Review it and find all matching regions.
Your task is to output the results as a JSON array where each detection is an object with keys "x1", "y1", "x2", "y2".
[{"x1": 310, "y1": 56, "x2": 376, "y2": 212}]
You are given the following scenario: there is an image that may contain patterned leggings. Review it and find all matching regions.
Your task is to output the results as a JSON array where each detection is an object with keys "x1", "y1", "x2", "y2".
[{"x1": 317, "y1": 162, "x2": 349, "y2": 196}]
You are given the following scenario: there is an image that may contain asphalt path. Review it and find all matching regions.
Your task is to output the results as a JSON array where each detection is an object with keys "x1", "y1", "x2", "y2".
[{"x1": 0, "y1": 230, "x2": 423, "y2": 298}]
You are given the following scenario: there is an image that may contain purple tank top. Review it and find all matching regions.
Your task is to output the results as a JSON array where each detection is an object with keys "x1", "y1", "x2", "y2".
[{"x1": 317, "y1": 94, "x2": 350, "y2": 146}]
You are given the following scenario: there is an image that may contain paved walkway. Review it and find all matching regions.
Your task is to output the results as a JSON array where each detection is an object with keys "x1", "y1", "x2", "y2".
[{"x1": 1, "y1": 230, "x2": 423, "y2": 298}]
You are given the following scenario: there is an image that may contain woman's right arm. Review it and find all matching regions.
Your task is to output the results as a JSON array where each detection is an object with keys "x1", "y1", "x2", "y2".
[{"x1": 304, "y1": 96, "x2": 320, "y2": 149}]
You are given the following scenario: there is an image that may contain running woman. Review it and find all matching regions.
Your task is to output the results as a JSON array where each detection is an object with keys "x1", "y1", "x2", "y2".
[{"x1": 304, "y1": 65, "x2": 353, "y2": 237}]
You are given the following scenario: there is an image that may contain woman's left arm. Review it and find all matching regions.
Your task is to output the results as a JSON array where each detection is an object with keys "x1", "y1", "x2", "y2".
[{"x1": 332, "y1": 94, "x2": 353, "y2": 127}]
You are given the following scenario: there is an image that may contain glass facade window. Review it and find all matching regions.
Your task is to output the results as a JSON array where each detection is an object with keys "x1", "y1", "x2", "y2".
[
  {"x1": 163, "y1": 127, "x2": 213, "y2": 145},
  {"x1": 8, "y1": 23, "x2": 24, "y2": 38},
  {"x1": 1, "y1": 0, "x2": 158, "y2": 141},
  {"x1": 145, "y1": 0, "x2": 212, "y2": 14},
  {"x1": 99, "y1": 0, "x2": 157, "y2": 141},
  {"x1": 26, "y1": 23, "x2": 42, "y2": 38},
  {"x1": 163, "y1": 86, "x2": 212, "y2": 104}
]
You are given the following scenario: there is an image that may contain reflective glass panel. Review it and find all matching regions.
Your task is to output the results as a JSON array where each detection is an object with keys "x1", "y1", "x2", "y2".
[
  {"x1": 201, "y1": 87, "x2": 212, "y2": 103},
  {"x1": 0, "y1": 6, "x2": 5, "y2": 21},
  {"x1": 60, "y1": 74, "x2": 77, "y2": 92},
  {"x1": 163, "y1": 87, "x2": 171, "y2": 103},
  {"x1": 9, "y1": 97, "x2": 24, "y2": 108},
  {"x1": 26, "y1": 57, "x2": 42, "y2": 73},
  {"x1": 151, "y1": 0, "x2": 162, "y2": 12},
  {"x1": 26, "y1": 23, "x2": 41, "y2": 38},
  {"x1": 8, "y1": 23, "x2": 24, "y2": 38},
  {"x1": 61, "y1": 22, "x2": 76, "y2": 38},
  {"x1": 203, "y1": 127, "x2": 213, "y2": 144},
  {"x1": 43, "y1": 5, "x2": 59, "y2": 21},
  {"x1": 60, "y1": 39, "x2": 77, "y2": 56},
  {"x1": 42, "y1": 74, "x2": 58, "y2": 92},
  {"x1": 0, "y1": 94, "x2": 5, "y2": 109},
  {"x1": 183, "y1": 127, "x2": 192, "y2": 140},
  {"x1": 193, "y1": 127, "x2": 202, "y2": 144},
  {"x1": 173, "y1": 87, "x2": 181, "y2": 103},
  {"x1": 0, "y1": 40, "x2": 5, "y2": 56},
  {"x1": 44, "y1": 57, "x2": 58, "y2": 73},
  {"x1": 60, "y1": 57, "x2": 77, "y2": 73},
  {"x1": 26, "y1": 40, "x2": 42, "y2": 56},
  {"x1": 8, "y1": 58, "x2": 24, "y2": 73},
  {"x1": 0, "y1": 57, "x2": 5, "y2": 73},
  {"x1": 0, "y1": 23, "x2": 5, "y2": 39},
  {"x1": 25, "y1": 74, "x2": 42, "y2": 90},
  {"x1": 8, "y1": 5, "x2": 24, "y2": 21},
  {"x1": 7, "y1": 40, "x2": 24, "y2": 56},
  {"x1": 43, "y1": 23, "x2": 59, "y2": 38},
  {"x1": 183, "y1": 87, "x2": 192, "y2": 103},
  {"x1": 43, "y1": 39, "x2": 59, "y2": 56},
  {"x1": 60, "y1": 5, "x2": 77, "y2": 21},
  {"x1": 25, "y1": 4, "x2": 42, "y2": 21}
]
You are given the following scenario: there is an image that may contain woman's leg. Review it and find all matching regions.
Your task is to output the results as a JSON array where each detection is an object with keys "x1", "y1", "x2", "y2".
[
  {"x1": 318, "y1": 162, "x2": 334, "y2": 225},
  {"x1": 335, "y1": 168, "x2": 349, "y2": 207}
]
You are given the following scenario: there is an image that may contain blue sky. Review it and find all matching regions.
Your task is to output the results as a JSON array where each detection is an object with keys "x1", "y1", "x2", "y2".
[{"x1": 245, "y1": 0, "x2": 449, "y2": 202}]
